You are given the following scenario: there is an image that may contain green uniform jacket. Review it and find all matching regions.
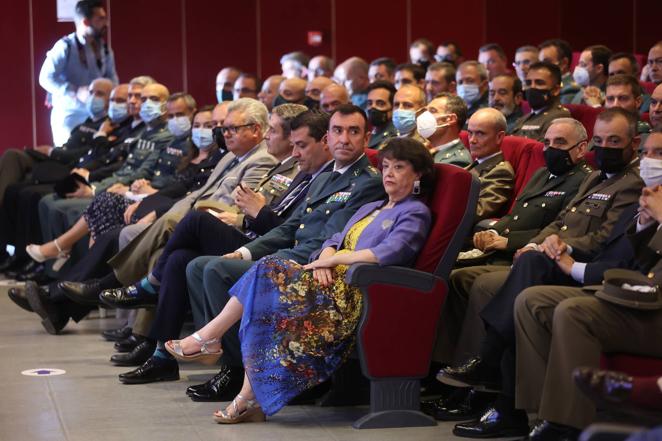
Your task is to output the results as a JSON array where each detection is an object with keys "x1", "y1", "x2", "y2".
[
  {"x1": 530, "y1": 159, "x2": 644, "y2": 260},
  {"x1": 510, "y1": 103, "x2": 571, "y2": 142},
  {"x1": 431, "y1": 138, "x2": 471, "y2": 167},
  {"x1": 368, "y1": 122, "x2": 397, "y2": 149},
  {"x1": 489, "y1": 161, "x2": 592, "y2": 252},
  {"x1": 245, "y1": 154, "x2": 385, "y2": 264},
  {"x1": 466, "y1": 152, "x2": 515, "y2": 222}
]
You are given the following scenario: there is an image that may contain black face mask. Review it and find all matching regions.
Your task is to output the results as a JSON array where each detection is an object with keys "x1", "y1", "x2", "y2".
[
  {"x1": 367, "y1": 108, "x2": 390, "y2": 127},
  {"x1": 272, "y1": 95, "x2": 289, "y2": 108},
  {"x1": 212, "y1": 127, "x2": 227, "y2": 152},
  {"x1": 416, "y1": 59, "x2": 431, "y2": 71},
  {"x1": 303, "y1": 97, "x2": 319, "y2": 110},
  {"x1": 594, "y1": 145, "x2": 630, "y2": 174},
  {"x1": 544, "y1": 142, "x2": 581, "y2": 176},
  {"x1": 525, "y1": 88, "x2": 552, "y2": 111},
  {"x1": 222, "y1": 89, "x2": 233, "y2": 102}
]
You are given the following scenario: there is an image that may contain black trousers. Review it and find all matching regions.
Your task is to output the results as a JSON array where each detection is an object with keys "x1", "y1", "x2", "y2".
[
  {"x1": 48, "y1": 227, "x2": 122, "y2": 322},
  {"x1": 148, "y1": 210, "x2": 250, "y2": 342}
]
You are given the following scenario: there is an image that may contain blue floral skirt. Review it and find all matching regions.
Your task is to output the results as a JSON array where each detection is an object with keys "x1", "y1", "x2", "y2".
[
  {"x1": 229, "y1": 254, "x2": 362, "y2": 416},
  {"x1": 82, "y1": 192, "x2": 130, "y2": 240}
]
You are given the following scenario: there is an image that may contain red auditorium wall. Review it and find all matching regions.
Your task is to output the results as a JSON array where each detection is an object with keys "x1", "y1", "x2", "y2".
[{"x1": 1, "y1": 0, "x2": 660, "y2": 151}]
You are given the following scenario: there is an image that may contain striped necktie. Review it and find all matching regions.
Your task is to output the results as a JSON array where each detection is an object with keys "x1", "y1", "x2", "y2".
[{"x1": 272, "y1": 174, "x2": 312, "y2": 216}]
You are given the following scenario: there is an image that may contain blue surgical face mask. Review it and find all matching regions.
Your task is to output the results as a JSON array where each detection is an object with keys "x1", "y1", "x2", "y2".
[
  {"x1": 108, "y1": 102, "x2": 128, "y2": 122},
  {"x1": 167, "y1": 116, "x2": 192, "y2": 138},
  {"x1": 86, "y1": 95, "x2": 106, "y2": 119},
  {"x1": 392, "y1": 109, "x2": 417, "y2": 135},
  {"x1": 457, "y1": 84, "x2": 481, "y2": 105},
  {"x1": 351, "y1": 93, "x2": 368, "y2": 109},
  {"x1": 192, "y1": 127, "x2": 214, "y2": 150},
  {"x1": 139, "y1": 99, "x2": 165, "y2": 123}
]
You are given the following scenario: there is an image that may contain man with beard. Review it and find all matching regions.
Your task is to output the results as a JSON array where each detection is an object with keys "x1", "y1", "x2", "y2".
[{"x1": 489, "y1": 73, "x2": 524, "y2": 133}]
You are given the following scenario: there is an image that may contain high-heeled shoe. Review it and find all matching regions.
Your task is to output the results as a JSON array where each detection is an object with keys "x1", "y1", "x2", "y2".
[
  {"x1": 213, "y1": 394, "x2": 265, "y2": 424},
  {"x1": 26, "y1": 239, "x2": 70, "y2": 271},
  {"x1": 165, "y1": 332, "x2": 222, "y2": 365}
]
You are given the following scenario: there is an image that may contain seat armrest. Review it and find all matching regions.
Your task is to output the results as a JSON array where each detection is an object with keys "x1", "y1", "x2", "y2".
[{"x1": 347, "y1": 263, "x2": 441, "y2": 291}]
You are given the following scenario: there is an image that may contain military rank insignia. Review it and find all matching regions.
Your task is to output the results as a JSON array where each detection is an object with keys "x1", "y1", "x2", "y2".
[
  {"x1": 544, "y1": 191, "x2": 565, "y2": 197},
  {"x1": 588, "y1": 193, "x2": 611, "y2": 201},
  {"x1": 326, "y1": 191, "x2": 351, "y2": 203}
]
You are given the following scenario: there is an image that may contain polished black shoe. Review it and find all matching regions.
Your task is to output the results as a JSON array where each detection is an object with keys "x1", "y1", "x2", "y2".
[
  {"x1": 8, "y1": 287, "x2": 33, "y2": 312},
  {"x1": 17, "y1": 263, "x2": 52, "y2": 284},
  {"x1": 25, "y1": 281, "x2": 69, "y2": 335},
  {"x1": 6, "y1": 260, "x2": 40, "y2": 279},
  {"x1": 453, "y1": 407, "x2": 529, "y2": 438},
  {"x1": 114, "y1": 334, "x2": 146, "y2": 353},
  {"x1": 526, "y1": 420, "x2": 580, "y2": 441},
  {"x1": 110, "y1": 340, "x2": 155, "y2": 366},
  {"x1": 119, "y1": 356, "x2": 179, "y2": 384},
  {"x1": 99, "y1": 286, "x2": 158, "y2": 309},
  {"x1": 424, "y1": 389, "x2": 495, "y2": 422},
  {"x1": 102, "y1": 325, "x2": 132, "y2": 342},
  {"x1": 436, "y1": 357, "x2": 501, "y2": 393},
  {"x1": 186, "y1": 364, "x2": 244, "y2": 402},
  {"x1": 59, "y1": 280, "x2": 103, "y2": 306}
]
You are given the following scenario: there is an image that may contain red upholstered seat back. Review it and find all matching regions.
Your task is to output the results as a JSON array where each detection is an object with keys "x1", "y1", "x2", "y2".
[
  {"x1": 641, "y1": 81, "x2": 657, "y2": 95},
  {"x1": 414, "y1": 164, "x2": 476, "y2": 275},
  {"x1": 565, "y1": 104, "x2": 604, "y2": 141},
  {"x1": 521, "y1": 100, "x2": 531, "y2": 115},
  {"x1": 364, "y1": 148, "x2": 379, "y2": 166},
  {"x1": 641, "y1": 112, "x2": 650, "y2": 124}
]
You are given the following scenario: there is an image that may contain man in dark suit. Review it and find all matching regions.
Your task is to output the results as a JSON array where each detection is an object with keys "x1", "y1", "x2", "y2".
[
  {"x1": 436, "y1": 108, "x2": 645, "y2": 438},
  {"x1": 181, "y1": 104, "x2": 385, "y2": 400}
]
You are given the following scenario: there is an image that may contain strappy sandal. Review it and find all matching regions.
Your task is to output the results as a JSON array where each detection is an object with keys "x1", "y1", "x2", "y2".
[
  {"x1": 213, "y1": 394, "x2": 265, "y2": 424},
  {"x1": 26, "y1": 239, "x2": 70, "y2": 271},
  {"x1": 165, "y1": 332, "x2": 222, "y2": 365}
]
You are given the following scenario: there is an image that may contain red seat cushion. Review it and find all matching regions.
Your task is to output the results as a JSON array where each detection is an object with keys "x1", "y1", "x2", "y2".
[
  {"x1": 641, "y1": 112, "x2": 650, "y2": 124},
  {"x1": 641, "y1": 81, "x2": 657, "y2": 95},
  {"x1": 365, "y1": 148, "x2": 379, "y2": 167}
]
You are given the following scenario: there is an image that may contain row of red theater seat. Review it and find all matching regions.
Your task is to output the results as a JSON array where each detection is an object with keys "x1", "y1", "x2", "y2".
[{"x1": 356, "y1": 135, "x2": 661, "y2": 429}]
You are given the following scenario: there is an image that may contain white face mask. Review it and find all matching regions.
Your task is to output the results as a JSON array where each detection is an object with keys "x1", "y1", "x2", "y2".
[
  {"x1": 640, "y1": 156, "x2": 662, "y2": 187},
  {"x1": 573, "y1": 66, "x2": 590, "y2": 87},
  {"x1": 416, "y1": 111, "x2": 451, "y2": 139}
]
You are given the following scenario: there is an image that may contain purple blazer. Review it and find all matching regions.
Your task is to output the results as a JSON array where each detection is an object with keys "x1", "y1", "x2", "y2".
[{"x1": 318, "y1": 196, "x2": 431, "y2": 267}]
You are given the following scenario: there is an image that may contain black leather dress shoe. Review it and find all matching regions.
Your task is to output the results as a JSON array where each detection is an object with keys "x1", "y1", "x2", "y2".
[
  {"x1": 424, "y1": 389, "x2": 495, "y2": 422},
  {"x1": 186, "y1": 364, "x2": 245, "y2": 402},
  {"x1": 59, "y1": 280, "x2": 103, "y2": 306},
  {"x1": 453, "y1": 407, "x2": 529, "y2": 438},
  {"x1": 110, "y1": 340, "x2": 155, "y2": 366},
  {"x1": 6, "y1": 260, "x2": 40, "y2": 279},
  {"x1": 8, "y1": 287, "x2": 33, "y2": 312},
  {"x1": 102, "y1": 326, "x2": 133, "y2": 342},
  {"x1": 17, "y1": 263, "x2": 52, "y2": 284},
  {"x1": 99, "y1": 286, "x2": 157, "y2": 309},
  {"x1": 437, "y1": 357, "x2": 501, "y2": 392},
  {"x1": 25, "y1": 281, "x2": 69, "y2": 335},
  {"x1": 114, "y1": 334, "x2": 146, "y2": 353},
  {"x1": 527, "y1": 420, "x2": 580, "y2": 441},
  {"x1": 119, "y1": 357, "x2": 179, "y2": 384}
]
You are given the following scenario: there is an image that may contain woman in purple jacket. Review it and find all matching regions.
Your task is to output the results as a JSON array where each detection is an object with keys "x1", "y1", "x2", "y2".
[{"x1": 166, "y1": 137, "x2": 434, "y2": 423}]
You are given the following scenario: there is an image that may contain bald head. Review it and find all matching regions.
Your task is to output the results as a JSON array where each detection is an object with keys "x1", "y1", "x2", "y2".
[
  {"x1": 212, "y1": 102, "x2": 231, "y2": 127},
  {"x1": 334, "y1": 57, "x2": 370, "y2": 96},
  {"x1": 90, "y1": 78, "x2": 113, "y2": 96},
  {"x1": 216, "y1": 67, "x2": 241, "y2": 100},
  {"x1": 257, "y1": 75, "x2": 284, "y2": 110},
  {"x1": 393, "y1": 84, "x2": 426, "y2": 111},
  {"x1": 308, "y1": 55, "x2": 335, "y2": 81},
  {"x1": 279, "y1": 78, "x2": 307, "y2": 104},
  {"x1": 306, "y1": 76, "x2": 333, "y2": 101},
  {"x1": 110, "y1": 83, "x2": 129, "y2": 101},
  {"x1": 142, "y1": 83, "x2": 170, "y2": 101},
  {"x1": 467, "y1": 107, "x2": 507, "y2": 158},
  {"x1": 320, "y1": 83, "x2": 350, "y2": 113}
]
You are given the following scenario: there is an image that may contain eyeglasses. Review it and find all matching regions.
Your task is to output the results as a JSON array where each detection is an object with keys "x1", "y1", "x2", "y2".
[
  {"x1": 512, "y1": 60, "x2": 533, "y2": 67},
  {"x1": 220, "y1": 123, "x2": 255, "y2": 135}
]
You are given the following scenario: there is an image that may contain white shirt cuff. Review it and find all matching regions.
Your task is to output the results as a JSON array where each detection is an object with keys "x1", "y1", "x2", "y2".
[
  {"x1": 570, "y1": 262, "x2": 587, "y2": 283},
  {"x1": 637, "y1": 217, "x2": 655, "y2": 232},
  {"x1": 237, "y1": 246, "x2": 252, "y2": 261}
]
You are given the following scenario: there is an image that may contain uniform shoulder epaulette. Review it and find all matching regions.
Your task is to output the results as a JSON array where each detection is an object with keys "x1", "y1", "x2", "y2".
[{"x1": 365, "y1": 165, "x2": 380, "y2": 176}]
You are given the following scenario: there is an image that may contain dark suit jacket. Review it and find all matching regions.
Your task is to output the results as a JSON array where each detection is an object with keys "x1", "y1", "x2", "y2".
[
  {"x1": 245, "y1": 155, "x2": 385, "y2": 264},
  {"x1": 246, "y1": 162, "x2": 334, "y2": 236}
]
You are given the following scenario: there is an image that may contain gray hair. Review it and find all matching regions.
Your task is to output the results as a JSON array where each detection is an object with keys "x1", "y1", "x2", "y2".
[
  {"x1": 129, "y1": 76, "x2": 156, "y2": 87},
  {"x1": 548, "y1": 117, "x2": 588, "y2": 142},
  {"x1": 271, "y1": 104, "x2": 309, "y2": 137},
  {"x1": 516, "y1": 45, "x2": 539, "y2": 54},
  {"x1": 168, "y1": 92, "x2": 197, "y2": 111},
  {"x1": 457, "y1": 61, "x2": 488, "y2": 82},
  {"x1": 227, "y1": 98, "x2": 269, "y2": 136},
  {"x1": 280, "y1": 51, "x2": 310, "y2": 68}
]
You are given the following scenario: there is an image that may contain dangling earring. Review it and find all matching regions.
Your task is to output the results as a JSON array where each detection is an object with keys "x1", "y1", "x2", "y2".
[{"x1": 412, "y1": 180, "x2": 421, "y2": 195}]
